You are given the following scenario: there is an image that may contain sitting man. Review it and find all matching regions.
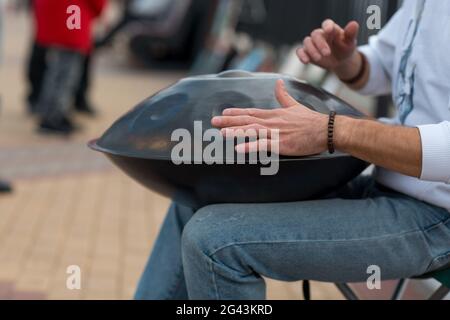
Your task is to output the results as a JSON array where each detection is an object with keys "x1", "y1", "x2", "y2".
[{"x1": 135, "y1": 0, "x2": 450, "y2": 299}]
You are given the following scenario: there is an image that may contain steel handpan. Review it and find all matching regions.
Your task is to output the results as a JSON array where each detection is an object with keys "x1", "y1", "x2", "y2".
[{"x1": 89, "y1": 70, "x2": 368, "y2": 207}]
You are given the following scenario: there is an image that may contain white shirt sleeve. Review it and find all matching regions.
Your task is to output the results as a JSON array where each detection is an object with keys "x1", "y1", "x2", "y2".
[
  {"x1": 356, "y1": 5, "x2": 407, "y2": 96},
  {"x1": 417, "y1": 122, "x2": 450, "y2": 184}
]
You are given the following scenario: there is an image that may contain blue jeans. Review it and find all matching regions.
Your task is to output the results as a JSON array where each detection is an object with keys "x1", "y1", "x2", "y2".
[
  {"x1": 37, "y1": 48, "x2": 83, "y2": 124},
  {"x1": 135, "y1": 175, "x2": 450, "y2": 299}
]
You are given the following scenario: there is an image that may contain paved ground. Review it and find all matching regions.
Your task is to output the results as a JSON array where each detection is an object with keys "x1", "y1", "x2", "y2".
[
  {"x1": 0, "y1": 9, "x2": 347, "y2": 300},
  {"x1": 1, "y1": 8, "x2": 430, "y2": 300}
]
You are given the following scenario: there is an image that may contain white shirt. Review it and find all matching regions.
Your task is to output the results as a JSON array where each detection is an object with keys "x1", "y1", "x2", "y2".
[{"x1": 358, "y1": 0, "x2": 450, "y2": 211}]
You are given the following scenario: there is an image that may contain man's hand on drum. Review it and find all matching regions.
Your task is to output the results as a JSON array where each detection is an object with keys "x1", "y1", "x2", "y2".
[{"x1": 211, "y1": 79, "x2": 330, "y2": 157}]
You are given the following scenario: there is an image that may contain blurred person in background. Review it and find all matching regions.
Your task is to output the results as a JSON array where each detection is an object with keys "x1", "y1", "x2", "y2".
[
  {"x1": 0, "y1": 0, "x2": 13, "y2": 193},
  {"x1": 27, "y1": 31, "x2": 98, "y2": 115},
  {"x1": 27, "y1": 41, "x2": 97, "y2": 116},
  {"x1": 33, "y1": 0, "x2": 107, "y2": 135}
]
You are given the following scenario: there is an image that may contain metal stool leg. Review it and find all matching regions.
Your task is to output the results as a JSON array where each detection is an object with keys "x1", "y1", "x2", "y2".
[
  {"x1": 428, "y1": 285, "x2": 450, "y2": 300},
  {"x1": 391, "y1": 279, "x2": 408, "y2": 300},
  {"x1": 302, "y1": 280, "x2": 311, "y2": 300},
  {"x1": 335, "y1": 283, "x2": 359, "y2": 300}
]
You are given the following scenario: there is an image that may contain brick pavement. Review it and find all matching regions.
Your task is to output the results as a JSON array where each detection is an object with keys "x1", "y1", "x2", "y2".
[{"x1": 0, "y1": 9, "x2": 348, "y2": 300}]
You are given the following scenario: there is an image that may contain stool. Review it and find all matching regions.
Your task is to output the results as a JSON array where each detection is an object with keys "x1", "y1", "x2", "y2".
[{"x1": 303, "y1": 264, "x2": 450, "y2": 300}]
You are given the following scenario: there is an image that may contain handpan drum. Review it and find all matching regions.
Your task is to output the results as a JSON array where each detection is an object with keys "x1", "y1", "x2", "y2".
[{"x1": 89, "y1": 70, "x2": 368, "y2": 207}]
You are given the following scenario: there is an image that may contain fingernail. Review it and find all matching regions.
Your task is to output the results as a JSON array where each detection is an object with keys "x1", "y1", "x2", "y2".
[{"x1": 212, "y1": 117, "x2": 221, "y2": 125}]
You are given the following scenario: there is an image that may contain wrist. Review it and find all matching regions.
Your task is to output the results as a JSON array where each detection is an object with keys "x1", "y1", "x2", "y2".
[
  {"x1": 334, "y1": 115, "x2": 355, "y2": 152},
  {"x1": 333, "y1": 50, "x2": 362, "y2": 81}
]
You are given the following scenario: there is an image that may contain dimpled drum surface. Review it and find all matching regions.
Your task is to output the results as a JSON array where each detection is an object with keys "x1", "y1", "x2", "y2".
[{"x1": 89, "y1": 71, "x2": 368, "y2": 207}]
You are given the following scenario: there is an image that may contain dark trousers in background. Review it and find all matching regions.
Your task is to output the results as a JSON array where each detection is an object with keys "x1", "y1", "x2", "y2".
[
  {"x1": 27, "y1": 42, "x2": 91, "y2": 112},
  {"x1": 36, "y1": 48, "x2": 83, "y2": 125}
]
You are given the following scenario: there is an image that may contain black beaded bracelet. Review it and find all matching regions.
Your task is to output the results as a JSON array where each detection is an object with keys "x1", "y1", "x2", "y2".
[
  {"x1": 327, "y1": 111, "x2": 337, "y2": 154},
  {"x1": 339, "y1": 52, "x2": 367, "y2": 85}
]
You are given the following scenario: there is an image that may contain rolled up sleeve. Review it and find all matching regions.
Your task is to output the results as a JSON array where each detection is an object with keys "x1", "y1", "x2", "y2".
[
  {"x1": 417, "y1": 122, "x2": 450, "y2": 183},
  {"x1": 356, "y1": 5, "x2": 406, "y2": 96},
  {"x1": 358, "y1": 42, "x2": 393, "y2": 96}
]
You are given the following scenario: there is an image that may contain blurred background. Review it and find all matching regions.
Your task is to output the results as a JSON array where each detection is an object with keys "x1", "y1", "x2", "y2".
[{"x1": 0, "y1": 0, "x2": 441, "y2": 300}]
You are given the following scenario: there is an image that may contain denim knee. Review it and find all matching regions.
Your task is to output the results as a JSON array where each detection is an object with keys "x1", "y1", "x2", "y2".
[{"x1": 181, "y1": 204, "x2": 235, "y2": 257}]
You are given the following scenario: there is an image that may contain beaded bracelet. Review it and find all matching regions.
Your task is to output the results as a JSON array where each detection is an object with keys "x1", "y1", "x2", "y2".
[{"x1": 327, "y1": 111, "x2": 337, "y2": 154}]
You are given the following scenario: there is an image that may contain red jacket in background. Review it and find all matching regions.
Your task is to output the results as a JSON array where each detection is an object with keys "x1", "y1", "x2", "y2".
[{"x1": 33, "y1": 0, "x2": 107, "y2": 54}]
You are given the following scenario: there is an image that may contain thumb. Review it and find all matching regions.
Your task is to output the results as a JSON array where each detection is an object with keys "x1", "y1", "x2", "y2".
[
  {"x1": 275, "y1": 79, "x2": 298, "y2": 108},
  {"x1": 344, "y1": 21, "x2": 359, "y2": 43}
]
